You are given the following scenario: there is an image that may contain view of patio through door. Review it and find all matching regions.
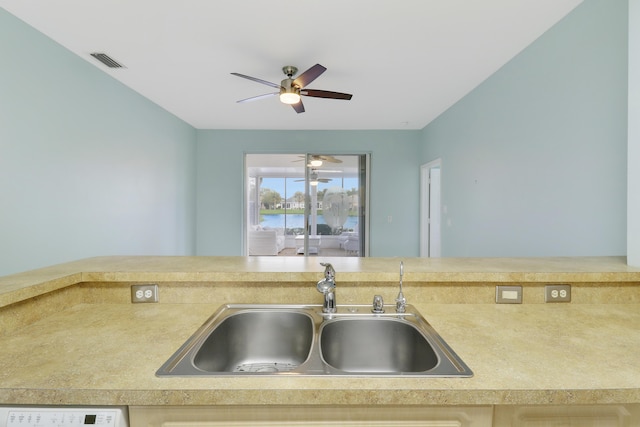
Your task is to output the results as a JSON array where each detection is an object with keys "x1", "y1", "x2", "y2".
[{"x1": 245, "y1": 153, "x2": 367, "y2": 257}]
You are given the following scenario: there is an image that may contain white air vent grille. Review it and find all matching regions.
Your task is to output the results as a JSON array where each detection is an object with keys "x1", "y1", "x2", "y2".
[{"x1": 90, "y1": 52, "x2": 125, "y2": 68}]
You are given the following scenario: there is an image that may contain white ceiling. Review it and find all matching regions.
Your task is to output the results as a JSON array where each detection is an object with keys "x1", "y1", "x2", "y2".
[{"x1": 1, "y1": 0, "x2": 582, "y2": 130}]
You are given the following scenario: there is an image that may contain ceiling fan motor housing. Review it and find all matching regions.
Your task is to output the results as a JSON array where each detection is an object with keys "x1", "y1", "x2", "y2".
[{"x1": 280, "y1": 78, "x2": 301, "y2": 104}]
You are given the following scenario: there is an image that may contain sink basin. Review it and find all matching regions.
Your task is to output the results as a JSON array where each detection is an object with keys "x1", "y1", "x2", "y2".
[
  {"x1": 193, "y1": 311, "x2": 314, "y2": 373},
  {"x1": 156, "y1": 304, "x2": 472, "y2": 377},
  {"x1": 319, "y1": 318, "x2": 438, "y2": 373}
]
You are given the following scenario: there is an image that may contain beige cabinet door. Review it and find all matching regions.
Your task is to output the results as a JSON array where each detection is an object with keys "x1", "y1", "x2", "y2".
[{"x1": 130, "y1": 405, "x2": 493, "y2": 427}]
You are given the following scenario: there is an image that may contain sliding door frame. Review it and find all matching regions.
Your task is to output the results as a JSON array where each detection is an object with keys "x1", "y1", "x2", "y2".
[{"x1": 244, "y1": 152, "x2": 370, "y2": 257}]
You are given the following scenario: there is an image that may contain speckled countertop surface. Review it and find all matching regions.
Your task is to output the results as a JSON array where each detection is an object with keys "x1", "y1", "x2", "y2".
[
  {"x1": 1, "y1": 256, "x2": 640, "y2": 407},
  {"x1": 2, "y1": 256, "x2": 640, "y2": 307}
]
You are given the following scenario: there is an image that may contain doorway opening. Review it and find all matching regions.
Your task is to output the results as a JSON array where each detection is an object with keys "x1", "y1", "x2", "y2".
[
  {"x1": 245, "y1": 153, "x2": 368, "y2": 257},
  {"x1": 420, "y1": 159, "x2": 441, "y2": 257}
]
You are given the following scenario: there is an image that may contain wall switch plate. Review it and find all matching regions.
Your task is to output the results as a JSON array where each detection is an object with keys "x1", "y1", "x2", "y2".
[
  {"x1": 131, "y1": 284, "x2": 159, "y2": 303},
  {"x1": 496, "y1": 285, "x2": 522, "y2": 304},
  {"x1": 545, "y1": 284, "x2": 571, "y2": 302}
]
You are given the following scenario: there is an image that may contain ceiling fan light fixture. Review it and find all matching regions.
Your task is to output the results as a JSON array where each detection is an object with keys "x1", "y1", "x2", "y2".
[
  {"x1": 280, "y1": 79, "x2": 301, "y2": 104},
  {"x1": 309, "y1": 159, "x2": 323, "y2": 167},
  {"x1": 310, "y1": 171, "x2": 319, "y2": 186},
  {"x1": 279, "y1": 90, "x2": 301, "y2": 105}
]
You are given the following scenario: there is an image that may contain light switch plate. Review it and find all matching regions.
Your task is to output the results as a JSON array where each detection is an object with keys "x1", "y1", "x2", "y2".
[{"x1": 496, "y1": 285, "x2": 523, "y2": 304}]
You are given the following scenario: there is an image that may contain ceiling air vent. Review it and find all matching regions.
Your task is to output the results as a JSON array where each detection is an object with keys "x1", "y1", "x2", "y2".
[{"x1": 90, "y1": 52, "x2": 125, "y2": 68}]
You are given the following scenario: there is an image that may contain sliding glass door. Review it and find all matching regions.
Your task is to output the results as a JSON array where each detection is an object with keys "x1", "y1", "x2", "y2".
[{"x1": 245, "y1": 153, "x2": 367, "y2": 257}]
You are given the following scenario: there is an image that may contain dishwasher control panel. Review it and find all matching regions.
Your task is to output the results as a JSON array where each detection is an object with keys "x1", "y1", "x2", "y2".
[{"x1": 0, "y1": 407, "x2": 127, "y2": 427}]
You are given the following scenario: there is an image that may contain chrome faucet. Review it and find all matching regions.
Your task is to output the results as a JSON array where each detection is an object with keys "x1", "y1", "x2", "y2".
[
  {"x1": 395, "y1": 261, "x2": 406, "y2": 313},
  {"x1": 317, "y1": 262, "x2": 337, "y2": 313}
]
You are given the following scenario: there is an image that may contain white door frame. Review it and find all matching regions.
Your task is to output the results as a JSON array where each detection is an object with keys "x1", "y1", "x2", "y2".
[{"x1": 420, "y1": 159, "x2": 442, "y2": 257}]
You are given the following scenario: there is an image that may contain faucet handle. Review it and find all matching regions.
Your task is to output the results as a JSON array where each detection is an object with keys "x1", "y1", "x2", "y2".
[
  {"x1": 372, "y1": 294, "x2": 385, "y2": 314},
  {"x1": 320, "y1": 262, "x2": 335, "y2": 281},
  {"x1": 317, "y1": 262, "x2": 336, "y2": 294}
]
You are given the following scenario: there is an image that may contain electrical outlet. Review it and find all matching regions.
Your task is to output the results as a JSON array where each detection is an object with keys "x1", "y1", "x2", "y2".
[
  {"x1": 496, "y1": 285, "x2": 522, "y2": 304},
  {"x1": 131, "y1": 284, "x2": 159, "y2": 303},
  {"x1": 545, "y1": 284, "x2": 571, "y2": 303}
]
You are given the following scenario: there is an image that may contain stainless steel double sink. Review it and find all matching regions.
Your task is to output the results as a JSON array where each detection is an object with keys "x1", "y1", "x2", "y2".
[{"x1": 156, "y1": 304, "x2": 472, "y2": 377}]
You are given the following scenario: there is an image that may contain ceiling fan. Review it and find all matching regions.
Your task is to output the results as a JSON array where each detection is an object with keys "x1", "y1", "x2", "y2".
[
  {"x1": 295, "y1": 169, "x2": 332, "y2": 185},
  {"x1": 231, "y1": 64, "x2": 353, "y2": 113},
  {"x1": 294, "y1": 154, "x2": 343, "y2": 167}
]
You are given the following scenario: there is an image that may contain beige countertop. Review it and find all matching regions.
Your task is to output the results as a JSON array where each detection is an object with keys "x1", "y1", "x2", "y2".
[
  {"x1": 2, "y1": 255, "x2": 640, "y2": 308},
  {"x1": 1, "y1": 256, "x2": 640, "y2": 407}
]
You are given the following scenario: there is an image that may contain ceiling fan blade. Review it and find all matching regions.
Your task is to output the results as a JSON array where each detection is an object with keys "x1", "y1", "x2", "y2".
[
  {"x1": 293, "y1": 64, "x2": 326, "y2": 88},
  {"x1": 293, "y1": 155, "x2": 322, "y2": 163},
  {"x1": 302, "y1": 89, "x2": 353, "y2": 100},
  {"x1": 318, "y1": 155, "x2": 342, "y2": 163},
  {"x1": 231, "y1": 72, "x2": 282, "y2": 90},
  {"x1": 236, "y1": 92, "x2": 279, "y2": 103},
  {"x1": 295, "y1": 177, "x2": 331, "y2": 182},
  {"x1": 291, "y1": 100, "x2": 305, "y2": 114}
]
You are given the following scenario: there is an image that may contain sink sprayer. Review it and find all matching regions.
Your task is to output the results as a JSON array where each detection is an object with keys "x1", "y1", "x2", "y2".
[{"x1": 396, "y1": 261, "x2": 406, "y2": 313}]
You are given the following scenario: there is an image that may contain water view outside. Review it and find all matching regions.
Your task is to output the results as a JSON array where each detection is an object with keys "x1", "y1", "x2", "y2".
[{"x1": 261, "y1": 214, "x2": 358, "y2": 231}]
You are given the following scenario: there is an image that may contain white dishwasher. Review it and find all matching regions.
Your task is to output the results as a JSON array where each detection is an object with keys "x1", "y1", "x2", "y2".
[{"x1": 0, "y1": 407, "x2": 127, "y2": 427}]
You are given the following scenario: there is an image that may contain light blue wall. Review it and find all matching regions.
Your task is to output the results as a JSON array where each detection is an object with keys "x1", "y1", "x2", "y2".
[
  {"x1": 1, "y1": 0, "x2": 631, "y2": 275},
  {"x1": 421, "y1": 0, "x2": 628, "y2": 257},
  {"x1": 0, "y1": 9, "x2": 197, "y2": 276},
  {"x1": 629, "y1": 0, "x2": 640, "y2": 266},
  {"x1": 196, "y1": 130, "x2": 422, "y2": 257}
]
